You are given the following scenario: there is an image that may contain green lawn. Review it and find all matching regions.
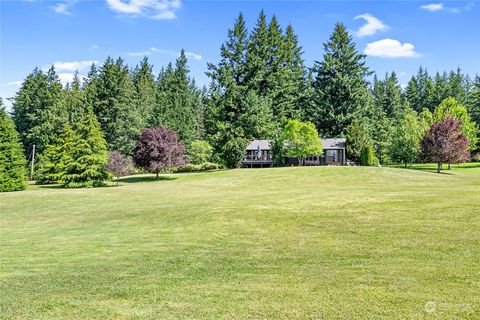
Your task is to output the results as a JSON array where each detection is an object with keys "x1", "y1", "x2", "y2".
[{"x1": 1, "y1": 165, "x2": 479, "y2": 319}]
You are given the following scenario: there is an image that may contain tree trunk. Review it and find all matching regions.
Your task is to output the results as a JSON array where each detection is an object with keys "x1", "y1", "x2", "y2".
[
  {"x1": 116, "y1": 177, "x2": 119, "y2": 187},
  {"x1": 437, "y1": 163, "x2": 442, "y2": 173},
  {"x1": 448, "y1": 163, "x2": 451, "y2": 170},
  {"x1": 404, "y1": 162, "x2": 407, "y2": 168},
  {"x1": 156, "y1": 171, "x2": 159, "y2": 180}
]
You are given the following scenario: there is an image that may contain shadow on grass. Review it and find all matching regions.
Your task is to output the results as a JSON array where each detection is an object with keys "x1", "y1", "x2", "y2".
[
  {"x1": 118, "y1": 175, "x2": 177, "y2": 184},
  {"x1": 387, "y1": 163, "x2": 480, "y2": 175}
]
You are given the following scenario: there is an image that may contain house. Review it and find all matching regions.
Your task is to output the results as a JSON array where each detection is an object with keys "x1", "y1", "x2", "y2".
[
  {"x1": 242, "y1": 140, "x2": 273, "y2": 168},
  {"x1": 305, "y1": 138, "x2": 346, "y2": 166},
  {"x1": 241, "y1": 138, "x2": 346, "y2": 168}
]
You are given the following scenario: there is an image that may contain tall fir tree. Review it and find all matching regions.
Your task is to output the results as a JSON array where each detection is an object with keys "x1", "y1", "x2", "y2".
[
  {"x1": 62, "y1": 111, "x2": 109, "y2": 188},
  {"x1": 467, "y1": 75, "x2": 480, "y2": 128},
  {"x1": 132, "y1": 56, "x2": 156, "y2": 127},
  {"x1": 0, "y1": 100, "x2": 27, "y2": 192},
  {"x1": 158, "y1": 50, "x2": 197, "y2": 144},
  {"x1": 12, "y1": 66, "x2": 66, "y2": 158},
  {"x1": 311, "y1": 23, "x2": 371, "y2": 136},
  {"x1": 88, "y1": 57, "x2": 141, "y2": 154}
]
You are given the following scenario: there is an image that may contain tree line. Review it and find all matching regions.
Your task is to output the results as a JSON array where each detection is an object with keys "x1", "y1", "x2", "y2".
[{"x1": 1, "y1": 10, "x2": 479, "y2": 191}]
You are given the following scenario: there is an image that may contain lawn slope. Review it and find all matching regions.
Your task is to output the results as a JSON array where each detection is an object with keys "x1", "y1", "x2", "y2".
[{"x1": 1, "y1": 166, "x2": 479, "y2": 319}]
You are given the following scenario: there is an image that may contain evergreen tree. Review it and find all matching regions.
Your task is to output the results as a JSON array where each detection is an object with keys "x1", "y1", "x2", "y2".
[
  {"x1": 467, "y1": 75, "x2": 480, "y2": 128},
  {"x1": 62, "y1": 111, "x2": 109, "y2": 188},
  {"x1": 0, "y1": 101, "x2": 27, "y2": 192},
  {"x1": 373, "y1": 72, "x2": 404, "y2": 118},
  {"x1": 89, "y1": 57, "x2": 141, "y2": 155},
  {"x1": 37, "y1": 124, "x2": 75, "y2": 184},
  {"x1": 132, "y1": 56, "x2": 156, "y2": 127},
  {"x1": 155, "y1": 51, "x2": 197, "y2": 144},
  {"x1": 433, "y1": 71, "x2": 449, "y2": 107},
  {"x1": 405, "y1": 76, "x2": 420, "y2": 112},
  {"x1": 12, "y1": 66, "x2": 66, "y2": 157},
  {"x1": 311, "y1": 23, "x2": 371, "y2": 136},
  {"x1": 345, "y1": 121, "x2": 370, "y2": 162}
]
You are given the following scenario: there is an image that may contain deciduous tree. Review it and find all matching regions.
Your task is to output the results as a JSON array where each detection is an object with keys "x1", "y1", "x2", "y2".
[
  {"x1": 281, "y1": 119, "x2": 322, "y2": 166},
  {"x1": 133, "y1": 127, "x2": 187, "y2": 179},
  {"x1": 420, "y1": 119, "x2": 470, "y2": 173}
]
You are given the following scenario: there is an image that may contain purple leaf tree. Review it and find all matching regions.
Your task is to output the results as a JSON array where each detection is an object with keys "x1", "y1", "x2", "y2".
[
  {"x1": 420, "y1": 118, "x2": 470, "y2": 173},
  {"x1": 106, "y1": 151, "x2": 134, "y2": 186},
  {"x1": 133, "y1": 127, "x2": 187, "y2": 179}
]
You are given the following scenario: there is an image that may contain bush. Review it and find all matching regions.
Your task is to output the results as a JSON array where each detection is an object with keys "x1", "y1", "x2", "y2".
[
  {"x1": 188, "y1": 140, "x2": 213, "y2": 165},
  {"x1": 360, "y1": 145, "x2": 375, "y2": 166},
  {"x1": 175, "y1": 162, "x2": 222, "y2": 173}
]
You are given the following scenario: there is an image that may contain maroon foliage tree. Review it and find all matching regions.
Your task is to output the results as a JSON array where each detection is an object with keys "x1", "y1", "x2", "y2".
[
  {"x1": 420, "y1": 118, "x2": 470, "y2": 173},
  {"x1": 106, "y1": 151, "x2": 134, "y2": 186},
  {"x1": 133, "y1": 127, "x2": 187, "y2": 179}
]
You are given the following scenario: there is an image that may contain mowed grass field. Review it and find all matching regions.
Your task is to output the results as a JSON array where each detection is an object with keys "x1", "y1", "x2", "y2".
[{"x1": 1, "y1": 165, "x2": 479, "y2": 319}]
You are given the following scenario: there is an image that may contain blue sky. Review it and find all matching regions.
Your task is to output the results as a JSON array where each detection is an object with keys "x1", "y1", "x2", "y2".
[{"x1": 1, "y1": 0, "x2": 479, "y2": 107}]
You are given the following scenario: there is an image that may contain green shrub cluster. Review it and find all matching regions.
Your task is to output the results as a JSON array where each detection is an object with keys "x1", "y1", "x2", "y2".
[
  {"x1": 360, "y1": 145, "x2": 377, "y2": 166},
  {"x1": 175, "y1": 162, "x2": 222, "y2": 173}
]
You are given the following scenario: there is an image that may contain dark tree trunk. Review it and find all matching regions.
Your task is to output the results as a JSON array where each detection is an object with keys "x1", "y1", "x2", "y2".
[
  {"x1": 156, "y1": 171, "x2": 159, "y2": 180},
  {"x1": 448, "y1": 163, "x2": 451, "y2": 170},
  {"x1": 437, "y1": 163, "x2": 442, "y2": 173}
]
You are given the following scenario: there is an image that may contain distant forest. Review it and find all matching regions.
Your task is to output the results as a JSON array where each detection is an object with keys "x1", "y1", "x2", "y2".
[{"x1": 6, "y1": 11, "x2": 480, "y2": 169}]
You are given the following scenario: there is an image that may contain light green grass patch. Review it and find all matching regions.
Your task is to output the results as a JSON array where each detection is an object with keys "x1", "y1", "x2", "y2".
[{"x1": 1, "y1": 166, "x2": 479, "y2": 319}]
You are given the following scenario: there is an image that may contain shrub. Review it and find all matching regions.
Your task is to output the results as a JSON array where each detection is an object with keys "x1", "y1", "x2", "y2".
[
  {"x1": 188, "y1": 140, "x2": 213, "y2": 165},
  {"x1": 0, "y1": 106, "x2": 27, "y2": 192},
  {"x1": 175, "y1": 162, "x2": 222, "y2": 173},
  {"x1": 360, "y1": 145, "x2": 375, "y2": 166},
  {"x1": 106, "y1": 151, "x2": 134, "y2": 186}
]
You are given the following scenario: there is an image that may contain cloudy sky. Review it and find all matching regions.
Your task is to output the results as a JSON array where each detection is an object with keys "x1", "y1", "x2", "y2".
[{"x1": 1, "y1": 0, "x2": 479, "y2": 106}]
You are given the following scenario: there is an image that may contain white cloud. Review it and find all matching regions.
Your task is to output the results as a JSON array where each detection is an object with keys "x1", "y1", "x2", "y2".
[
  {"x1": 420, "y1": 2, "x2": 474, "y2": 13},
  {"x1": 50, "y1": 60, "x2": 98, "y2": 72},
  {"x1": 106, "y1": 0, "x2": 182, "y2": 20},
  {"x1": 6, "y1": 81, "x2": 23, "y2": 86},
  {"x1": 91, "y1": 44, "x2": 99, "y2": 49},
  {"x1": 420, "y1": 3, "x2": 444, "y2": 11},
  {"x1": 52, "y1": 3, "x2": 72, "y2": 15},
  {"x1": 58, "y1": 73, "x2": 76, "y2": 85},
  {"x1": 149, "y1": 47, "x2": 202, "y2": 60},
  {"x1": 364, "y1": 39, "x2": 420, "y2": 58},
  {"x1": 128, "y1": 51, "x2": 151, "y2": 56},
  {"x1": 354, "y1": 13, "x2": 388, "y2": 37},
  {"x1": 184, "y1": 51, "x2": 202, "y2": 61}
]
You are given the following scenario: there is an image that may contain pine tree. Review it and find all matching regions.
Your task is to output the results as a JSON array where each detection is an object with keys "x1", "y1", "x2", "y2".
[
  {"x1": 311, "y1": 23, "x2": 371, "y2": 136},
  {"x1": 132, "y1": 56, "x2": 156, "y2": 127},
  {"x1": 90, "y1": 57, "x2": 141, "y2": 155},
  {"x1": 373, "y1": 72, "x2": 404, "y2": 118},
  {"x1": 433, "y1": 71, "x2": 449, "y2": 107},
  {"x1": 37, "y1": 124, "x2": 75, "y2": 184},
  {"x1": 0, "y1": 100, "x2": 27, "y2": 192},
  {"x1": 405, "y1": 76, "x2": 420, "y2": 112},
  {"x1": 62, "y1": 111, "x2": 109, "y2": 188},
  {"x1": 467, "y1": 75, "x2": 480, "y2": 128},
  {"x1": 12, "y1": 66, "x2": 66, "y2": 157},
  {"x1": 153, "y1": 51, "x2": 197, "y2": 144}
]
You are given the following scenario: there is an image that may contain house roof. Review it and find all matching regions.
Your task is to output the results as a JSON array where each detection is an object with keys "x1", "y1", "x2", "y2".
[
  {"x1": 246, "y1": 138, "x2": 346, "y2": 151},
  {"x1": 246, "y1": 140, "x2": 271, "y2": 151},
  {"x1": 322, "y1": 138, "x2": 346, "y2": 150}
]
